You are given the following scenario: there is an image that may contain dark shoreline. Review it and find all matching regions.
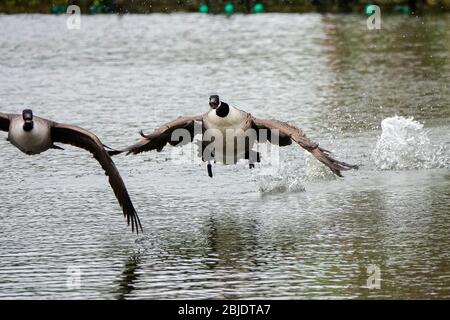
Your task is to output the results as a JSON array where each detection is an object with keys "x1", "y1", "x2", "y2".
[{"x1": 1, "y1": 1, "x2": 449, "y2": 14}]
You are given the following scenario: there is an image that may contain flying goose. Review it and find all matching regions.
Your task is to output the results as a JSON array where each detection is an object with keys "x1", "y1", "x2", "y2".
[
  {"x1": 0, "y1": 109, "x2": 142, "y2": 233},
  {"x1": 111, "y1": 95, "x2": 358, "y2": 178}
]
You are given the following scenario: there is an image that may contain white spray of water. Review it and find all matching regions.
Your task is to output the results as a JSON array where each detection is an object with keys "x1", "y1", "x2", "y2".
[
  {"x1": 255, "y1": 141, "x2": 344, "y2": 194},
  {"x1": 373, "y1": 116, "x2": 447, "y2": 170},
  {"x1": 304, "y1": 153, "x2": 338, "y2": 181},
  {"x1": 255, "y1": 148, "x2": 306, "y2": 194},
  {"x1": 257, "y1": 171, "x2": 306, "y2": 194}
]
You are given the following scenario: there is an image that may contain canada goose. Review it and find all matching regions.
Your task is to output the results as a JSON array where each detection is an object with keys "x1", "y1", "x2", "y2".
[
  {"x1": 0, "y1": 109, "x2": 142, "y2": 233},
  {"x1": 111, "y1": 95, "x2": 358, "y2": 178}
]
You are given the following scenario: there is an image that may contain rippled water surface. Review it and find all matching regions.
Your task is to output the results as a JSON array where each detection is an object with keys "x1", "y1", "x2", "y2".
[{"x1": 0, "y1": 14, "x2": 449, "y2": 299}]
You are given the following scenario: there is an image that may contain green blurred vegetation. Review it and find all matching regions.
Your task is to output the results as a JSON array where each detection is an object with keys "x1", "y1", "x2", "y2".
[{"x1": 0, "y1": 0, "x2": 449, "y2": 13}]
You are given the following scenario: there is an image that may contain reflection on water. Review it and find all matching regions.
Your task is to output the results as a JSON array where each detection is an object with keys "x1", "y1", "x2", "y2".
[
  {"x1": 115, "y1": 252, "x2": 143, "y2": 300},
  {"x1": 0, "y1": 14, "x2": 449, "y2": 299}
]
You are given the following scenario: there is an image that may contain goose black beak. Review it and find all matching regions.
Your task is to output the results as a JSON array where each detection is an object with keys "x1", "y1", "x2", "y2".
[{"x1": 22, "y1": 109, "x2": 34, "y2": 131}]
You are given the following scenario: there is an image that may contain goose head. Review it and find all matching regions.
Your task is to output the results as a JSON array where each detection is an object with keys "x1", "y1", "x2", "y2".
[
  {"x1": 22, "y1": 109, "x2": 34, "y2": 132},
  {"x1": 209, "y1": 95, "x2": 221, "y2": 109}
]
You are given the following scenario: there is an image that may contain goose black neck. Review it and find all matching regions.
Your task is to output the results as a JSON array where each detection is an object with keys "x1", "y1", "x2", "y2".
[
  {"x1": 23, "y1": 121, "x2": 34, "y2": 132},
  {"x1": 216, "y1": 102, "x2": 230, "y2": 118}
]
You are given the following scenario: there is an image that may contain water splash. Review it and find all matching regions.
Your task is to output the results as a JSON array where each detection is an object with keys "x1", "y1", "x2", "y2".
[
  {"x1": 256, "y1": 166, "x2": 306, "y2": 195},
  {"x1": 255, "y1": 142, "x2": 343, "y2": 193},
  {"x1": 257, "y1": 174, "x2": 305, "y2": 194},
  {"x1": 304, "y1": 153, "x2": 338, "y2": 181},
  {"x1": 373, "y1": 116, "x2": 447, "y2": 170}
]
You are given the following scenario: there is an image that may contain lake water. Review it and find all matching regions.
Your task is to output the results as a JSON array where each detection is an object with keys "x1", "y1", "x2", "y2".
[{"x1": 0, "y1": 13, "x2": 449, "y2": 299}]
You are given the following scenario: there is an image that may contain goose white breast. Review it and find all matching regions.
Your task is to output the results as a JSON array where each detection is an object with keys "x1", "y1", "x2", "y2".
[{"x1": 9, "y1": 117, "x2": 52, "y2": 155}]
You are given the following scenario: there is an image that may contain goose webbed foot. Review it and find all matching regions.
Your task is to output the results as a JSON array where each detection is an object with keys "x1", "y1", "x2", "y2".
[
  {"x1": 248, "y1": 151, "x2": 261, "y2": 169},
  {"x1": 207, "y1": 162, "x2": 213, "y2": 178}
]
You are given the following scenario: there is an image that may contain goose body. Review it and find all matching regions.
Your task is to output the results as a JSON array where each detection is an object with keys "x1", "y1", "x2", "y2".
[
  {"x1": 203, "y1": 104, "x2": 248, "y2": 130},
  {"x1": 8, "y1": 117, "x2": 52, "y2": 155},
  {"x1": 113, "y1": 95, "x2": 358, "y2": 178},
  {"x1": 0, "y1": 109, "x2": 142, "y2": 233},
  {"x1": 203, "y1": 102, "x2": 252, "y2": 164}
]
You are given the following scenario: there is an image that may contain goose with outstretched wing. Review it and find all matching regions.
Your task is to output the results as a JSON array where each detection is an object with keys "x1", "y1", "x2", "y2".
[
  {"x1": 111, "y1": 95, "x2": 358, "y2": 178},
  {"x1": 0, "y1": 110, "x2": 142, "y2": 233}
]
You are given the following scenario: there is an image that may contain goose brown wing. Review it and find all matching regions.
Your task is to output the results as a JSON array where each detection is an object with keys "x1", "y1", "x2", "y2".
[
  {"x1": 118, "y1": 115, "x2": 203, "y2": 155},
  {"x1": 251, "y1": 117, "x2": 358, "y2": 177},
  {"x1": 0, "y1": 112, "x2": 12, "y2": 132},
  {"x1": 51, "y1": 123, "x2": 142, "y2": 233}
]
